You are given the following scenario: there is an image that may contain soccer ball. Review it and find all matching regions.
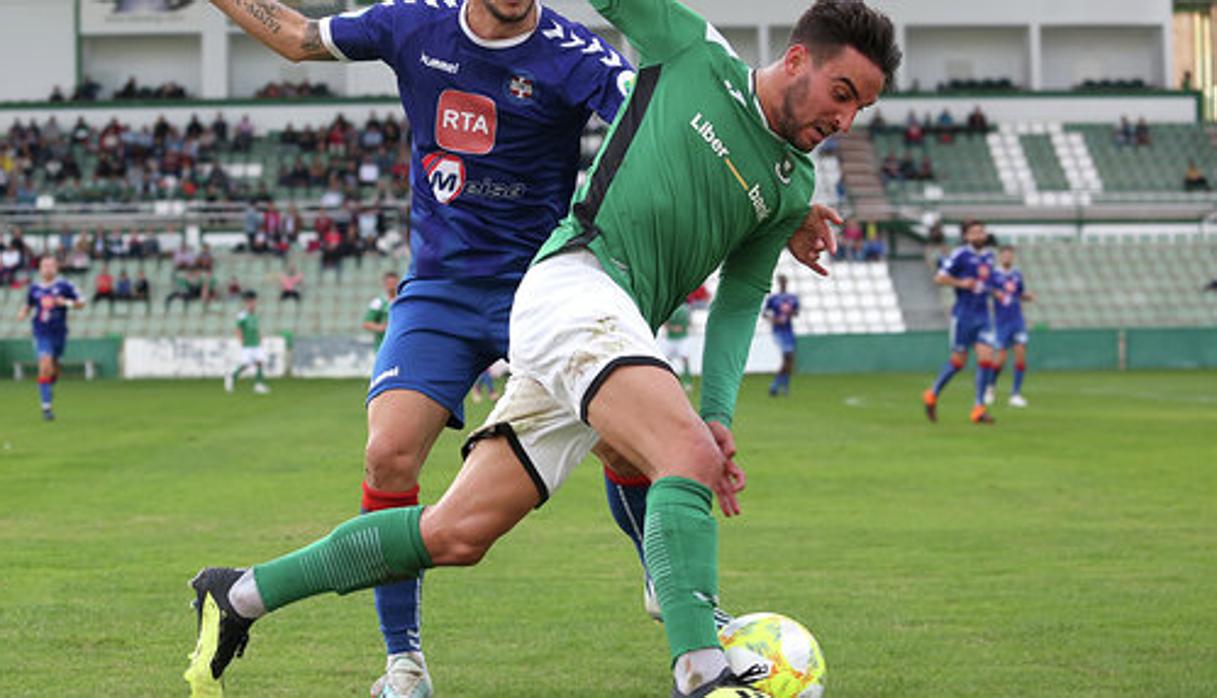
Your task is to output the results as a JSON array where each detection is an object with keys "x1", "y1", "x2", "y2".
[{"x1": 718, "y1": 612, "x2": 827, "y2": 698}]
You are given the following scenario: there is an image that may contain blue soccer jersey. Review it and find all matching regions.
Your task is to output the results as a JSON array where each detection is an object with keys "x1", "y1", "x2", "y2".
[
  {"x1": 26, "y1": 278, "x2": 79, "y2": 337},
  {"x1": 320, "y1": 0, "x2": 634, "y2": 280},
  {"x1": 939, "y1": 245, "x2": 995, "y2": 318},
  {"x1": 991, "y1": 266, "x2": 1025, "y2": 327},
  {"x1": 765, "y1": 292, "x2": 799, "y2": 334}
]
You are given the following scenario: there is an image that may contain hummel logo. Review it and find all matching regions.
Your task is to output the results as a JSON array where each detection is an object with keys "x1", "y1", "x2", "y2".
[
  {"x1": 371, "y1": 366, "x2": 400, "y2": 388},
  {"x1": 723, "y1": 80, "x2": 745, "y2": 107},
  {"x1": 420, "y1": 51, "x2": 459, "y2": 75}
]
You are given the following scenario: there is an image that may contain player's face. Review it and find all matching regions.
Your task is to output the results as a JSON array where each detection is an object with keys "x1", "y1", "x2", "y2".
[
  {"x1": 964, "y1": 224, "x2": 987, "y2": 249},
  {"x1": 384, "y1": 275, "x2": 400, "y2": 295},
  {"x1": 999, "y1": 249, "x2": 1015, "y2": 267},
  {"x1": 39, "y1": 257, "x2": 58, "y2": 281},
  {"x1": 478, "y1": 0, "x2": 535, "y2": 26},
  {"x1": 777, "y1": 44, "x2": 884, "y2": 153}
]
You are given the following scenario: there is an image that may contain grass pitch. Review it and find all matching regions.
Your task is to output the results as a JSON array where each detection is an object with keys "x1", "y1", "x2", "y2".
[{"x1": 1, "y1": 371, "x2": 1215, "y2": 696}]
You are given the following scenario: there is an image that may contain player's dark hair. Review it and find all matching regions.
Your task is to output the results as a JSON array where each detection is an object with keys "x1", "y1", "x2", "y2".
[
  {"x1": 1000, "y1": 244, "x2": 1015, "y2": 252},
  {"x1": 384, "y1": 271, "x2": 400, "y2": 280},
  {"x1": 790, "y1": 0, "x2": 902, "y2": 86},
  {"x1": 777, "y1": 274, "x2": 789, "y2": 286},
  {"x1": 241, "y1": 290, "x2": 258, "y2": 300},
  {"x1": 961, "y1": 218, "x2": 985, "y2": 234}
]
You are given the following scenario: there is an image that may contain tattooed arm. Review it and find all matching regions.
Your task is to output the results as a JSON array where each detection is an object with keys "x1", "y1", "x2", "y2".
[{"x1": 209, "y1": 0, "x2": 334, "y2": 62}]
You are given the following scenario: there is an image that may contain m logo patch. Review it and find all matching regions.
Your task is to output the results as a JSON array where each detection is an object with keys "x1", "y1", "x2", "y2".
[
  {"x1": 423, "y1": 151, "x2": 466, "y2": 205},
  {"x1": 435, "y1": 89, "x2": 497, "y2": 155}
]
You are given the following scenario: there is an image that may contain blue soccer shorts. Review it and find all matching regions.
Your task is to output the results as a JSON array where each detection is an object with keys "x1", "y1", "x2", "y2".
[
  {"x1": 33, "y1": 332, "x2": 67, "y2": 360},
  {"x1": 367, "y1": 277, "x2": 514, "y2": 429},
  {"x1": 995, "y1": 317, "x2": 1028, "y2": 350},
  {"x1": 949, "y1": 312, "x2": 996, "y2": 353},
  {"x1": 773, "y1": 328, "x2": 797, "y2": 354}
]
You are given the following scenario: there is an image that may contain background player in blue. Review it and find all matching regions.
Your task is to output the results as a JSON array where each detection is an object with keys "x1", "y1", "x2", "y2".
[
  {"x1": 986, "y1": 244, "x2": 1035, "y2": 408},
  {"x1": 201, "y1": 1, "x2": 640, "y2": 696},
  {"x1": 922, "y1": 219, "x2": 997, "y2": 424},
  {"x1": 17, "y1": 257, "x2": 84, "y2": 421},
  {"x1": 763, "y1": 274, "x2": 800, "y2": 396}
]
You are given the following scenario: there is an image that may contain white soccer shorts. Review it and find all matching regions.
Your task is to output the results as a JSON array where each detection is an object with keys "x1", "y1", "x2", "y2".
[
  {"x1": 240, "y1": 346, "x2": 267, "y2": 366},
  {"x1": 463, "y1": 250, "x2": 672, "y2": 504}
]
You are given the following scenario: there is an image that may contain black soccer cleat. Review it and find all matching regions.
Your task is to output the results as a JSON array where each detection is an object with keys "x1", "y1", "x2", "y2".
[
  {"x1": 184, "y1": 567, "x2": 255, "y2": 694},
  {"x1": 42, "y1": 408, "x2": 54, "y2": 422},
  {"x1": 672, "y1": 667, "x2": 769, "y2": 698}
]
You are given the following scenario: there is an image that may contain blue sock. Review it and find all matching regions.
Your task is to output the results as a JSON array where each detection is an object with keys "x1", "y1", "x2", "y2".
[
  {"x1": 931, "y1": 361, "x2": 960, "y2": 395},
  {"x1": 374, "y1": 576, "x2": 422, "y2": 654},
  {"x1": 1013, "y1": 365, "x2": 1026, "y2": 395},
  {"x1": 362, "y1": 484, "x2": 423, "y2": 655},
  {"x1": 974, "y1": 363, "x2": 992, "y2": 406},
  {"x1": 39, "y1": 381, "x2": 53, "y2": 408},
  {"x1": 603, "y1": 468, "x2": 650, "y2": 570},
  {"x1": 990, "y1": 365, "x2": 1003, "y2": 389}
]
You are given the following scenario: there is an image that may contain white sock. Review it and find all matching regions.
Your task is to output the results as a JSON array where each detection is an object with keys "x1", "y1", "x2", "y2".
[
  {"x1": 673, "y1": 648, "x2": 729, "y2": 694},
  {"x1": 227, "y1": 569, "x2": 267, "y2": 619}
]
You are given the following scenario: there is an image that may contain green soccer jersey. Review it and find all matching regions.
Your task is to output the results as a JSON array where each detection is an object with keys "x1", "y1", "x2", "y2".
[
  {"x1": 665, "y1": 303, "x2": 691, "y2": 340},
  {"x1": 236, "y1": 309, "x2": 260, "y2": 348},
  {"x1": 536, "y1": 0, "x2": 817, "y2": 426},
  {"x1": 364, "y1": 295, "x2": 391, "y2": 348}
]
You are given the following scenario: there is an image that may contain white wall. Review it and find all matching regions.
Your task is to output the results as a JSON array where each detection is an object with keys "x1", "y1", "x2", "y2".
[
  {"x1": 865, "y1": 93, "x2": 1197, "y2": 126},
  {"x1": 1041, "y1": 27, "x2": 1163, "y2": 89},
  {"x1": 82, "y1": 36, "x2": 203, "y2": 98},
  {"x1": 906, "y1": 27, "x2": 1029, "y2": 91},
  {"x1": 227, "y1": 33, "x2": 349, "y2": 97},
  {"x1": 0, "y1": 0, "x2": 75, "y2": 101}
]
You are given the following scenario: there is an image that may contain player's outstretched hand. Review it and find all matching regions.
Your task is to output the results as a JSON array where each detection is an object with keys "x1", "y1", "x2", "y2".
[
  {"x1": 787, "y1": 204, "x2": 841, "y2": 276},
  {"x1": 706, "y1": 420, "x2": 746, "y2": 517}
]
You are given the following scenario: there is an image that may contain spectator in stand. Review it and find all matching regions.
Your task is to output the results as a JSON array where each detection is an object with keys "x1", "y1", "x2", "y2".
[
  {"x1": 93, "y1": 266, "x2": 117, "y2": 312},
  {"x1": 1114, "y1": 116, "x2": 1134, "y2": 147},
  {"x1": 904, "y1": 112, "x2": 924, "y2": 146},
  {"x1": 133, "y1": 270, "x2": 151, "y2": 307},
  {"x1": 320, "y1": 173, "x2": 346, "y2": 208},
  {"x1": 916, "y1": 154, "x2": 935, "y2": 181},
  {"x1": 263, "y1": 201, "x2": 283, "y2": 242},
  {"x1": 201, "y1": 271, "x2": 220, "y2": 312},
  {"x1": 358, "y1": 155, "x2": 381, "y2": 188},
  {"x1": 66, "y1": 238, "x2": 92, "y2": 275},
  {"x1": 165, "y1": 269, "x2": 196, "y2": 310},
  {"x1": 279, "y1": 264, "x2": 303, "y2": 303},
  {"x1": 173, "y1": 243, "x2": 196, "y2": 270},
  {"x1": 1184, "y1": 160, "x2": 1211, "y2": 192},
  {"x1": 196, "y1": 243, "x2": 215, "y2": 272},
  {"x1": 320, "y1": 224, "x2": 344, "y2": 282},
  {"x1": 880, "y1": 153, "x2": 901, "y2": 184},
  {"x1": 862, "y1": 221, "x2": 886, "y2": 261},
  {"x1": 841, "y1": 217, "x2": 865, "y2": 260},
  {"x1": 935, "y1": 108, "x2": 955, "y2": 144},
  {"x1": 0, "y1": 243, "x2": 17, "y2": 287},
  {"x1": 898, "y1": 152, "x2": 918, "y2": 180},
  {"x1": 243, "y1": 202, "x2": 261, "y2": 250},
  {"x1": 233, "y1": 115, "x2": 255, "y2": 153},
  {"x1": 868, "y1": 109, "x2": 886, "y2": 134},
  {"x1": 227, "y1": 275, "x2": 243, "y2": 300},
  {"x1": 1134, "y1": 117, "x2": 1151, "y2": 147},
  {"x1": 116, "y1": 270, "x2": 133, "y2": 302},
  {"x1": 283, "y1": 205, "x2": 303, "y2": 245},
  {"x1": 966, "y1": 105, "x2": 988, "y2": 135}
]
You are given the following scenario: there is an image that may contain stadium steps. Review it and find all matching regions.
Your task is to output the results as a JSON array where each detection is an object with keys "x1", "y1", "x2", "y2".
[
  {"x1": 888, "y1": 258, "x2": 950, "y2": 331},
  {"x1": 838, "y1": 133, "x2": 893, "y2": 221}
]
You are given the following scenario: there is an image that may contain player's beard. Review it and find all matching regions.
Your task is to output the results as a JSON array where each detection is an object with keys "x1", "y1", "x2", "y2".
[
  {"x1": 480, "y1": 0, "x2": 535, "y2": 26},
  {"x1": 777, "y1": 77, "x2": 820, "y2": 153}
]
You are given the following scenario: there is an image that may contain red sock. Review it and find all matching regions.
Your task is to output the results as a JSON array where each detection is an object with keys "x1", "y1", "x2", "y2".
[
  {"x1": 361, "y1": 482, "x2": 420, "y2": 512},
  {"x1": 1015, "y1": 361, "x2": 1026, "y2": 372},
  {"x1": 950, "y1": 356, "x2": 966, "y2": 370},
  {"x1": 37, "y1": 376, "x2": 53, "y2": 385},
  {"x1": 603, "y1": 465, "x2": 651, "y2": 487}
]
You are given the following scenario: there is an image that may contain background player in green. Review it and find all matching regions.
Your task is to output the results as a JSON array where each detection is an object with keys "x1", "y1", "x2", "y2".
[
  {"x1": 362, "y1": 271, "x2": 400, "y2": 350},
  {"x1": 661, "y1": 301, "x2": 694, "y2": 391},
  {"x1": 185, "y1": 1, "x2": 899, "y2": 695},
  {"x1": 225, "y1": 290, "x2": 270, "y2": 395}
]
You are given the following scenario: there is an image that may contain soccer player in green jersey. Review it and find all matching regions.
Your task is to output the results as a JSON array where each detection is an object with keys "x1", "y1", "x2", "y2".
[
  {"x1": 362, "y1": 272, "x2": 400, "y2": 350},
  {"x1": 225, "y1": 291, "x2": 270, "y2": 395},
  {"x1": 187, "y1": 0, "x2": 898, "y2": 694}
]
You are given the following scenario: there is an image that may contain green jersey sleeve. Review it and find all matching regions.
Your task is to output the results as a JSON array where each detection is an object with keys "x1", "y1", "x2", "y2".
[
  {"x1": 588, "y1": 0, "x2": 706, "y2": 65},
  {"x1": 699, "y1": 224, "x2": 792, "y2": 427},
  {"x1": 364, "y1": 297, "x2": 386, "y2": 323}
]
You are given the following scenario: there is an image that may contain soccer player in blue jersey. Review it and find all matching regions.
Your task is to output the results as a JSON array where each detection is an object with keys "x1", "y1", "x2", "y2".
[
  {"x1": 923, "y1": 219, "x2": 997, "y2": 424},
  {"x1": 986, "y1": 244, "x2": 1034, "y2": 408},
  {"x1": 763, "y1": 274, "x2": 800, "y2": 396},
  {"x1": 18, "y1": 257, "x2": 84, "y2": 421},
  {"x1": 192, "y1": 1, "x2": 641, "y2": 695}
]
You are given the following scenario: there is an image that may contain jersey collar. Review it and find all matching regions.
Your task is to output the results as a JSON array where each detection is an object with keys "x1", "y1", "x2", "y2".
[{"x1": 459, "y1": 0, "x2": 541, "y2": 50}]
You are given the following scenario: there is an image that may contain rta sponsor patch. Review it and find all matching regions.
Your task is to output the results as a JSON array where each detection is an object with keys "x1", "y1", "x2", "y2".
[
  {"x1": 423, "y1": 151, "x2": 466, "y2": 205},
  {"x1": 435, "y1": 89, "x2": 497, "y2": 155}
]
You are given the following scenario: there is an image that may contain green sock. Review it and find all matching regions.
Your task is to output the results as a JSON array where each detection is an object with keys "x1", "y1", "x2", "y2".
[
  {"x1": 255, "y1": 365, "x2": 264, "y2": 382},
  {"x1": 644, "y1": 477, "x2": 720, "y2": 664},
  {"x1": 232, "y1": 366, "x2": 245, "y2": 380},
  {"x1": 253, "y1": 506, "x2": 432, "y2": 613}
]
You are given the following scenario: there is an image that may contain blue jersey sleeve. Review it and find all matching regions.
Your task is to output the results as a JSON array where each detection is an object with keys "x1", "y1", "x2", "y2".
[
  {"x1": 562, "y1": 30, "x2": 634, "y2": 123},
  {"x1": 62, "y1": 281, "x2": 80, "y2": 301},
  {"x1": 320, "y1": 1, "x2": 400, "y2": 63}
]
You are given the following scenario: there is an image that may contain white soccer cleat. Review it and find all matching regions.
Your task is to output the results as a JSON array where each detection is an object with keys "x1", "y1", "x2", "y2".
[
  {"x1": 370, "y1": 652, "x2": 433, "y2": 698},
  {"x1": 644, "y1": 576, "x2": 663, "y2": 622},
  {"x1": 224, "y1": 374, "x2": 234, "y2": 393},
  {"x1": 983, "y1": 385, "x2": 995, "y2": 406},
  {"x1": 1008, "y1": 394, "x2": 1027, "y2": 408},
  {"x1": 253, "y1": 383, "x2": 271, "y2": 395}
]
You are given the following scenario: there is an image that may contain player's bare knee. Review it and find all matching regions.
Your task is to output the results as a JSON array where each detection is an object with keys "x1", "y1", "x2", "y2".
[
  {"x1": 363, "y1": 433, "x2": 423, "y2": 490},
  {"x1": 660, "y1": 424, "x2": 723, "y2": 485},
  {"x1": 425, "y1": 524, "x2": 493, "y2": 566}
]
